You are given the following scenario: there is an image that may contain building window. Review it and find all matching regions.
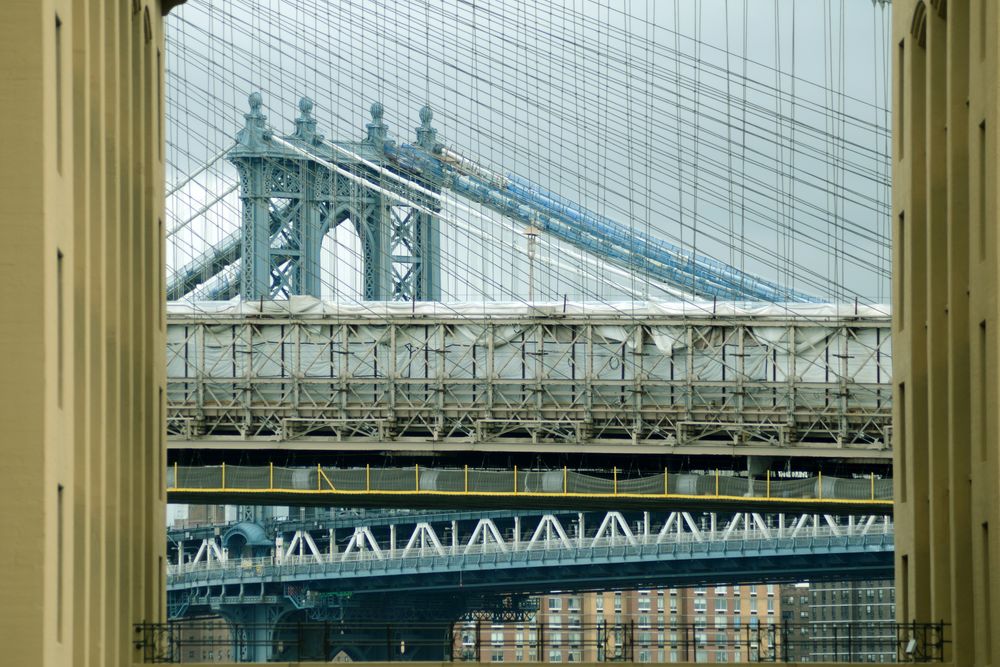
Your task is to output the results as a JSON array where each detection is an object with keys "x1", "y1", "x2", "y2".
[
  {"x1": 156, "y1": 49, "x2": 163, "y2": 160},
  {"x1": 899, "y1": 381, "x2": 907, "y2": 500},
  {"x1": 55, "y1": 14, "x2": 63, "y2": 172},
  {"x1": 981, "y1": 0, "x2": 988, "y2": 61},
  {"x1": 56, "y1": 249, "x2": 64, "y2": 407},
  {"x1": 897, "y1": 39, "x2": 905, "y2": 160},
  {"x1": 980, "y1": 322, "x2": 989, "y2": 462},
  {"x1": 56, "y1": 483, "x2": 64, "y2": 642},
  {"x1": 980, "y1": 121, "x2": 988, "y2": 261},
  {"x1": 985, "y1": 522, "x2": 993, "y2": 658}
]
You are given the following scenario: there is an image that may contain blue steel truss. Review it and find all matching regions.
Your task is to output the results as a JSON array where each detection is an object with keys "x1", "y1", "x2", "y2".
[
  {"x1": 168, "y1": 532, "x2": 892, "y2": 621},
  {"x1": 168, "y1": 510, "x2": 893, "y2": 620}
]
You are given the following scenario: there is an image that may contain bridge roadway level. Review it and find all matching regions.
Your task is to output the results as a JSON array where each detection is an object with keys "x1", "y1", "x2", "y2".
[
  {"x1": 165, "y1": 305, "x2": 892, "y2": 466},
  {"x1": 167, "y1": 509, "x2": 893, "y2": 661}
]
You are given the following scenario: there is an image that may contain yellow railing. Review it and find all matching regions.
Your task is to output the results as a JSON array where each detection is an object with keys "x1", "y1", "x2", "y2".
[{"x1": 166, "y1": 464, "x2": 893, "y2": 507}]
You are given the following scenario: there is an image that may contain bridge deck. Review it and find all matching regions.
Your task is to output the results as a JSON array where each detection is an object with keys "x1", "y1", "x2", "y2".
[
  {"x1": 169, "y1": 510, "x2": 894, "y2": 599},
  {"x1": 167, "y1": 302, "x2": 891, "y2": 458}
]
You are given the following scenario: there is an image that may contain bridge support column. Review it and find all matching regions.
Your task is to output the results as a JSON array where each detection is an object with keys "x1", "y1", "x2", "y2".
[{"x1": 220, "y1": 603, "x2": 290, "y2": 662}]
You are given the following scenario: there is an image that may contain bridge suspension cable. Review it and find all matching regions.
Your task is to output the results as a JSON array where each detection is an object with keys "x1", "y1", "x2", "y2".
[{"x1": 164, "y1": 0, "x2": 892, "y2": 308}]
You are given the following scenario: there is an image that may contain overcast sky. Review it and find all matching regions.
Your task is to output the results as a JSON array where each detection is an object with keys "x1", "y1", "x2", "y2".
[{"x1": 165, "y1": 0, "x2": 892, "y2": 303}]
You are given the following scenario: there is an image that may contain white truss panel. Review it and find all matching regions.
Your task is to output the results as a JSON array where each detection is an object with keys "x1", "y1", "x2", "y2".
[
  {"x1": 527, "y1": 515, "x2": 573, "y2": 550},
  {"x1": 592, "y1": 512, "x2": 638, "y2": 547},
  {"x1": 341, "y1": 527, "x2": 384, "y2": 561},
  {"x1": 465, "y1": 519, "x2": 509, "y2": 554},
  {"x1": 401, "y1": 523, "x2": 447, "y2": 558}
]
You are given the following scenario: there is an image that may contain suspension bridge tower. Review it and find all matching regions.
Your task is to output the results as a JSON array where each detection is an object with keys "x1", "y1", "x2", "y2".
[{"x1": 228, "y1": 93, "x2": 441, "y2": 300}]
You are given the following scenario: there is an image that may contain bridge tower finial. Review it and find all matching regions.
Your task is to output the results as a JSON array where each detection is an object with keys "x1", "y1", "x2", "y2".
[
  {"x1": 366, "y1": 101, "x2": 388, "y2": 147},
  {"x1": 292, "y1": 96, "x2": 323, "y2": 145},
  {"x1": 416, "y1": 104, "x2": 438, "y2": 151},
  {"x1": 235, "y1": 91, "x2": 269, "y2": 150}
]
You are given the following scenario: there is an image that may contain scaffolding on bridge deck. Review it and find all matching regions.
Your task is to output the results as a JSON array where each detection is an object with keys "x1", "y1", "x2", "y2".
[{"x1": 166, "y1": 300, "x2": 891, "y2": 455}]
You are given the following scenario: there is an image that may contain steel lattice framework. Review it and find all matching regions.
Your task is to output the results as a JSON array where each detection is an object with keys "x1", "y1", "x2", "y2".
[
  {"x1": 166, "y1": 305, "x2": 891, "y2": 455},
  {"x1": 167, "y1": 509, "x2": 893, "y2": 612},
  {"x1": 169, "y1": 96, "x2": 441, "y2": 302}
]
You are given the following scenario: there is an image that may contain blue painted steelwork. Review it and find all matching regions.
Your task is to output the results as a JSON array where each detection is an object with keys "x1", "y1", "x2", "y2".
[
  {"x1": 170, "y1": 533, "x2": 892, "y2": 597},
  {"x1": 166, "y1": 510, "x2": 891, "y2": 659},
  {"x1": 388, "y1": 132, "x2": 821, "y2": 302},
  {"x1": 168, "y1": 510, "x2": 892, "y2": 617}
]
